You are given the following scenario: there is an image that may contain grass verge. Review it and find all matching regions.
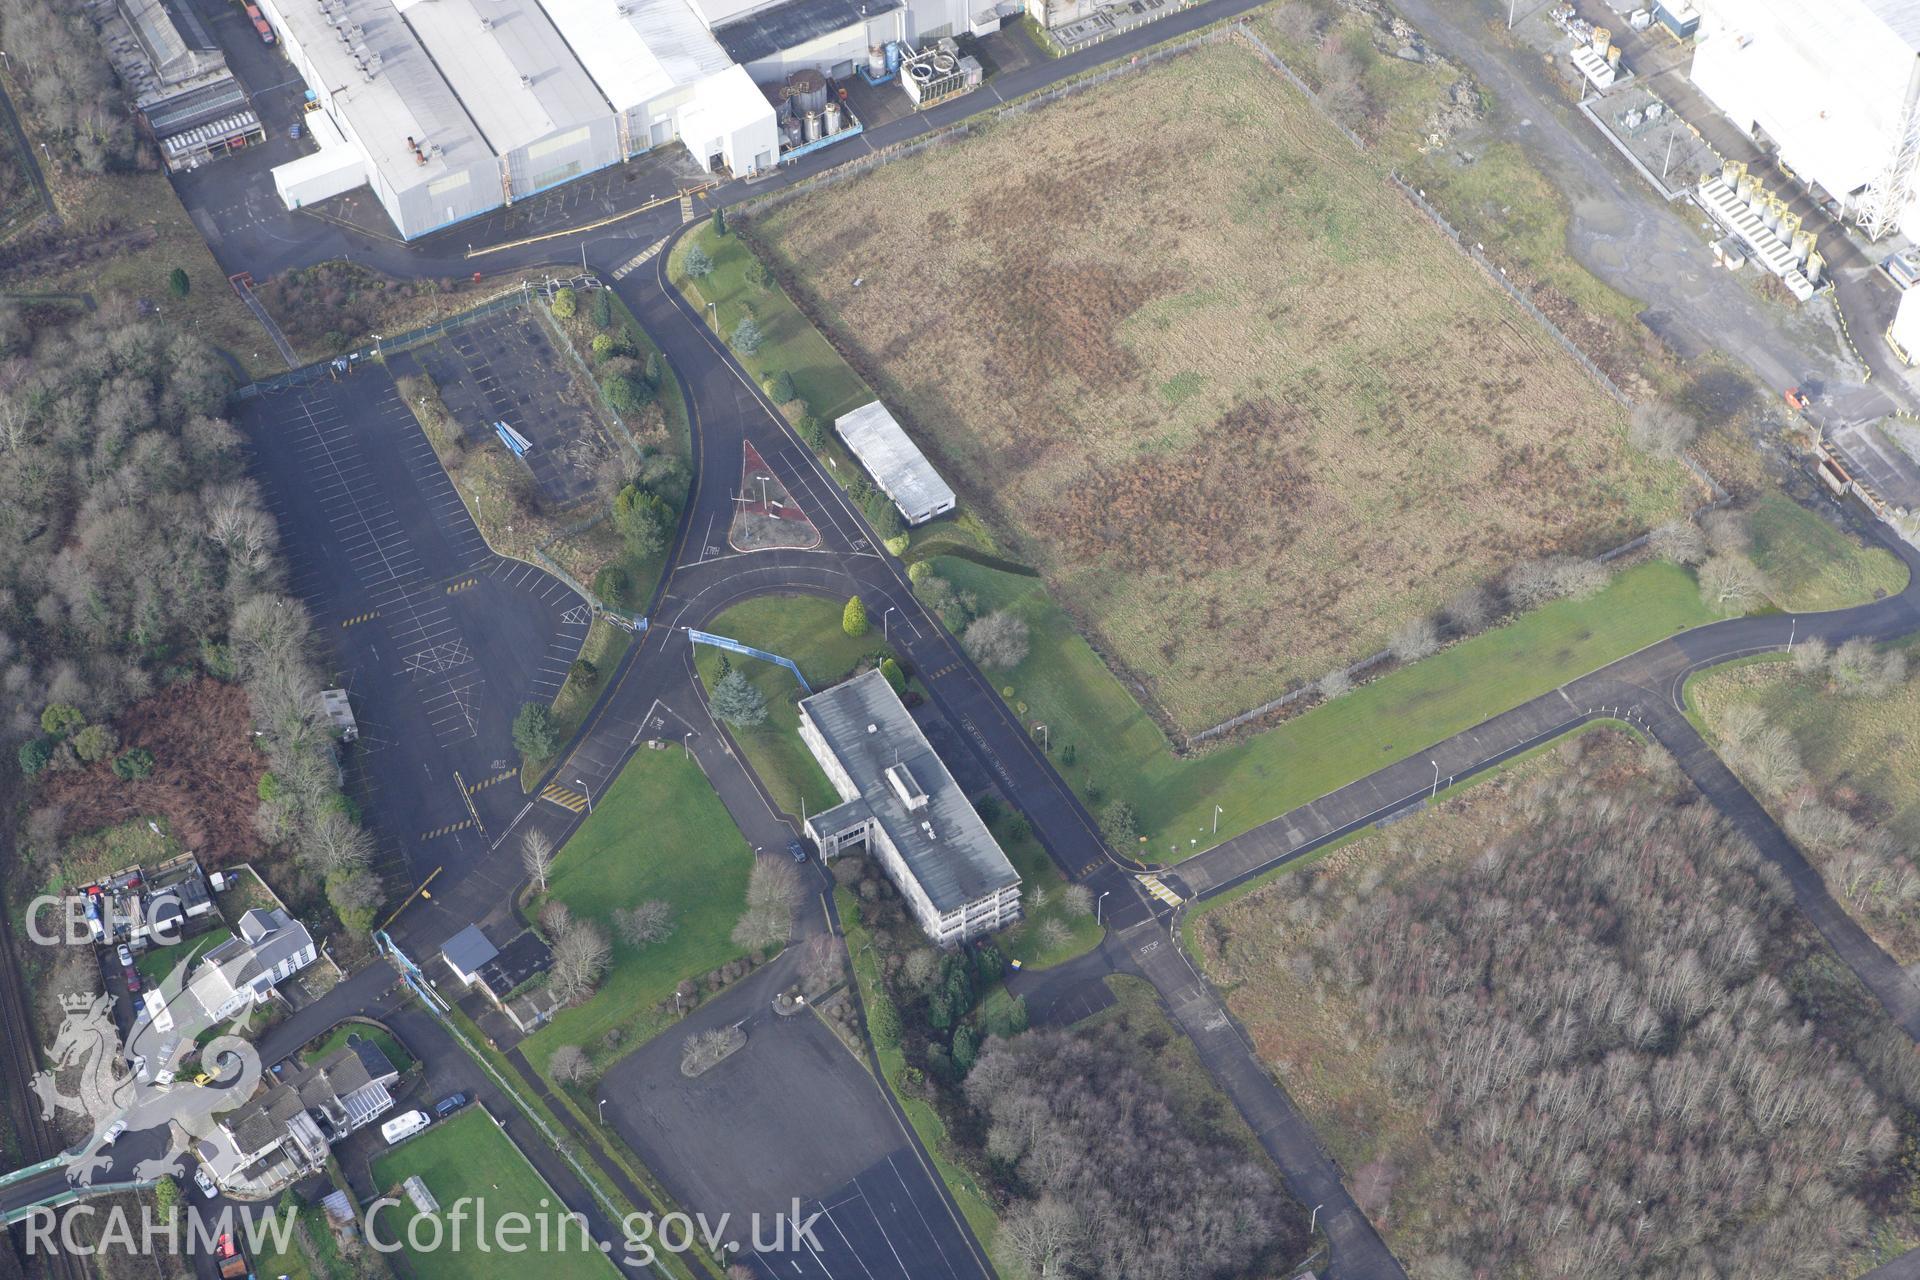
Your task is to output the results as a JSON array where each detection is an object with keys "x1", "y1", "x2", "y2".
[
  {"x1": 932, "y1": 555, "x2": 1716, "y2": 859},
  {"x1": 667, "y1": 221, "x2": 872, "y2": 427},
  {"x1": 520, "y1": 617, "x2": 632, "y2": 788}
]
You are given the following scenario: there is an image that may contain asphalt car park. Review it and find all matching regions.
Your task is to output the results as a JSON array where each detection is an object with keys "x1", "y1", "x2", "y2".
[
  {"x1": 239, "y1": 365, "x2": 589, "y2": 891},
  {"x1": 600, "y1": 984, "x2": 986, "y2": 1280},
  {"x1": 396, "y1": 308, "x2": 615, "y2": 508}
]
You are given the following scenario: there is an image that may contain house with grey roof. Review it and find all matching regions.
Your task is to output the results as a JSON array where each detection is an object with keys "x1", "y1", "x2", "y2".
[
  {"x1": 212, "y1": 1037, "x2": 398, "y2": 1194},
  {"x1": 799, "y1": 670, "x2": 1020, "y2": 945},
  {"x1": 188, "y1": 908, "x2": 317, "y2": 1021}
]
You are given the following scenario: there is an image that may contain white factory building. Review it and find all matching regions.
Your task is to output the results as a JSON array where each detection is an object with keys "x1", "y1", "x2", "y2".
[
  {"x1": 1689, "y1": 0, "x2": 1920, "y2": 240},
  {"x1": 262, "y1": 0, "x2": 1000, "y2": 239}
]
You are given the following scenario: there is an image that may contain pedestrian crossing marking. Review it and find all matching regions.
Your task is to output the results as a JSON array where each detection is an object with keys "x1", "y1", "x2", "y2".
[
  {"x1": 340, "y1": 611, "x2": 380, "y2": 629},
  {"x1": 928, "y1": 662, "x2": 959, "y2": 679},
  {"x1": 678, "y1": 193, "x2": 694, "y2": 223},
  {"x1": 1139, "y1": 874, "x2": 1182, "y2": 907},
  {"x1": 1077, "y1": 859, "x2": 1102, "y2": 877},
  {"x1": 466, "y1": 769, "x2": 516, "y2": 795},
  {"x1": 445, "y1": 577, "x2": 477, "y2": 594},
  {"x1": 419, "y1": 819, "x2": 474, "y2": 842},
  {"x1": 612, "y1": 238, "x2": 667, "y2": 280},
  {"x1": 541, "y1": 782, "x2": 589, "y2": 813}
]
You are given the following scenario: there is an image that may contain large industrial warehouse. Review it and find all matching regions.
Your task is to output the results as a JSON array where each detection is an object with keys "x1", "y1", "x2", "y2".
[
  {"x1": 1689, "y1": 0, "x2": 1920, "y2": 240},
  {"x1": 260, "y1": 0, "x2": 1004, "y2": 239}
]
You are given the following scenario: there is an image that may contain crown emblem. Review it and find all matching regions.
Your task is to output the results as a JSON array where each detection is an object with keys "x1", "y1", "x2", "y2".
[{"x1": 59, "y1": 992, "x2": 96, "y2": 1013}]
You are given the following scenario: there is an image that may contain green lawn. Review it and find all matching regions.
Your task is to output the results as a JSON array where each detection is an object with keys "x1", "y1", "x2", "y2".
[
  {"x1": 303, "y1": 1022, "x2": 414, "y2": 1073},
  {"x1": 691, "y1": 594, "x2": 898, "y2": 819},
  {"x1": 252, "y1": 1198, "x2": 355, "y2": 1280},
  {"x1": 1748, "y1": 493, "x2": 1908, "y2": 612},
  {"x1": 522, "y1": 750, "x2": 754, "y2": 1074},
  {"x1": 136, "y1": 927, "x2": 228, "y2": 988},
  {"x1": 933, "y1": 556, "x2": 1719, "y2": 859},
  {"x1": 368, "y1": 1109, "x2": 615, "y2": 1280},
  {"x1": 668, "y1": 221, "x2": 872, "y2": 425},
  {"x1": 992, "y1": 815, "x2": 1100, "y2": 970}
]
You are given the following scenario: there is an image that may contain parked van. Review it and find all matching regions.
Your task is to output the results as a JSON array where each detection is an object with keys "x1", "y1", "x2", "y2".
[{"x1": 380, "y1": 1110, "x2": 429, "y2": 1145}]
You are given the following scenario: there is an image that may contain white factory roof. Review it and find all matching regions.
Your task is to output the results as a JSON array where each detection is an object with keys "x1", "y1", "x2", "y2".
[
  {"x1": 683, "y1": 64, "x2": 777, "y2": 141},
  {"x1": 1694, "y1": 0, "x2": 1920, "y2": 199},
  {"x1": 272, "y1": 0, "x2": 490, "y2": 187},
  {"x1": 397, "y1": 0, "x2": 612, "y2": 154},
  {"x1": 538, "y1": 0, "x2": 735, "y2": 108},
  {"x1": 835, "y1": 400, "x2": 955, "y2": 522}
]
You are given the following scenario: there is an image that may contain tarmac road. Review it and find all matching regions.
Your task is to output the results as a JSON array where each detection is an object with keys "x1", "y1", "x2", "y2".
[{"x1": 91, "y1": 4, "x2": 1920, "y2": 1276}]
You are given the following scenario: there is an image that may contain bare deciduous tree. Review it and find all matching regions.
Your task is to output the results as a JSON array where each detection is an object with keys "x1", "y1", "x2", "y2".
[
  {"x1": 962, "y1": 610, "x2": 1030, "y2": 671},
  {"x1": 1699, "y1": 554, "x2": 1766, "y2": 614},
  {"x1": 550, "y1": 920, "x2": 611, "y2": 1005},
  {"x1": 1442, "y1": 584, "x2": 1494, "y2": 635},
  {"x1": 732, "y1": 855, "x2": 802, "y2": 951},
  {"x1": 1390, "y1": 616, "x2": 1440, "y2": 663},
  {"x1": 1649, "y1": 519, "x2": 1707, "y2": 567},
  {"x1": 614, "y1": 899, "x2": 675, "y2": 947},
  {"x1": 549, "y1": 1044, "x2": 591, "y2": 1084},
  {"x1": 1628, "y1": 401, "x2": 1699, "y2": 458},
  {"x1": 1317, "y1": 668, "x2": 1352, "y2": 701},
  {"x1": 522, "y1": 828, "x2": 555, "y2": 893}
]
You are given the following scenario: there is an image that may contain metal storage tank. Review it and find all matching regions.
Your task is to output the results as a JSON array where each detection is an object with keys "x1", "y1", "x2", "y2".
[
  {"x1": 803, "y1": 110, "x2": 821, "y2": 142},
  {"x1": 785, "y1": 69, "x2": 828, "y2": 115},
  {"x1": 824, "y1": 100, "x2": 841, "y2": 134},
  {"x1": 867, "y1": 45, "x2": 886, "y2": 78}
]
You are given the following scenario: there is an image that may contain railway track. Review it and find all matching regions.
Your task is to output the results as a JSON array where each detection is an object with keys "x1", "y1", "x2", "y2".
[{"x1": 0, "y1": 872, "x2": 90, "y2": 1280}]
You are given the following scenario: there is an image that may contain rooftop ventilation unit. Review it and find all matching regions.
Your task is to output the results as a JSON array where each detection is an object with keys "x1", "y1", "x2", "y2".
[
  {"x1": 479, "y1": 16, "x2": 492, "y2": 30},
  {"x1": 519, "y1": 74, "x2": 532, "y2": 89}
]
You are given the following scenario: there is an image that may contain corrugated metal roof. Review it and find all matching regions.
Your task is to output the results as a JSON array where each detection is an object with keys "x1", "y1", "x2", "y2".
[
  {"x1": 714, "y1": 0, "x2": 899, "y2": 65},
  {"x1": 835, "y1": 400, "x2": 956, "y2": 523},
  {"x1": 800, "y1": 670, "x2": 1018, "y2": 914},
  {"x1": 399, "y1": 0, "x2": 612, "y2": 153},
  {"x1": 268, "y1": 0, "x2": 491, "y2": 188},
  {"x1": 539, "y1": 0, "x2": 736, "y2": 108}
]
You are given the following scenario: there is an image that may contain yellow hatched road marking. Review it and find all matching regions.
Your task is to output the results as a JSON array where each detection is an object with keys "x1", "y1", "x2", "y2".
[
  {"x1": 1139, "y1": 874, "x2": 1182, "y2": 906},
  {"x1": 340, "y1": 611, "x2": 381, "y2": 628},
  {"x1": 540, "y1": 783, "x2": 588, "y2": 813},
  {"x1": 445, "y1": 577, "x2": 477, "y2": 594},
  {"x1": 419, "y1": 819, "x2": 474, "y2": 842},
  {"x1": 466, "y1": 769, "x2": 517, "y2": 795}
]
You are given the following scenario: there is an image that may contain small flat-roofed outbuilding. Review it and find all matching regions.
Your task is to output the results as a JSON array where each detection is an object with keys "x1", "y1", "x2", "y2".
[{"x1": 834, "y1": 401, "x2": 956, "y2": 526}]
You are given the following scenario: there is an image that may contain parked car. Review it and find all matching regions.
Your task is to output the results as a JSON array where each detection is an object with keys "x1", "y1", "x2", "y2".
[
  {"x1": 787, "y1": 837, "x2": 809, "y2": 863},
  {"x1": 122, "y1": 964, "x2": 140, "y2": 994},
  {"x1": 288, "y1": 122, "x2": 301, "y2": 140},
  {"x1": 100, "y1": 1120, "x2": 126, "y2": 1146},
  {"x1": 380, "y1": 1110, "x2": 430, "y2": 1145},
  {"x1": 193, "y1": 1166, "x2": 217, "y2": 1198},
  {"x1": 432, "y1": 1092, "x2": 471, "y2": 1119},
  {"x1": 115, "y1": 944, "x2": 133, "y2": 969}
]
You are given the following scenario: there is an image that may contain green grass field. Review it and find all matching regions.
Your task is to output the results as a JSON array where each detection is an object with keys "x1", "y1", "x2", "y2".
[
  {"x1": 691, "y1": 594, "x2": 896, "y2": 818},
  {"x1": 1748, "y1": 493, "x2": 1908, "y2": 611},
  {"x1": 933, "y1": 555, "x2": 1718, "y2": 859},
  {"x1": 369, "y1": 1109, "x2": 615, "y2": 1280},
  {"x1": 668, "y1": 222, "x2": 872, "y2": 425},
  {"x1": 523, "y1": 750, "x2": 754, "y2": 1074}
]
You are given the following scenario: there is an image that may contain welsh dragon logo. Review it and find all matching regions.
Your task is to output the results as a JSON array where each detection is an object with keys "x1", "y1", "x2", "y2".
[{"x1": 31, "y1": 955, "x2": 260, "y2": 1189}]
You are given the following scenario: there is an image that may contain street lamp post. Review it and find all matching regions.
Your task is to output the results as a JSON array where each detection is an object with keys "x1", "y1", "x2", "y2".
[
  {"x1": 1310, "y1": 1203, "x2": 1324, "y2": 1234},
  {"x1": 1096, "y1": 890, "x2": 1110, "y2": 925},
  {"x1": 576, "y1": 777, "x2": 592, "y2": 814},
  {"x1": 684, "y1": 731, "x2": 692, "y2": 760},
  {"x1": 597, "y1": 1098, "x2": 607, "y2": 1123},
  {"x1": 1430, "y1": 760, "x2": 1440, "y2": 800},
  {"x1": 1212, "y1": 804, "x2": 1223, "y2": 835}
]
